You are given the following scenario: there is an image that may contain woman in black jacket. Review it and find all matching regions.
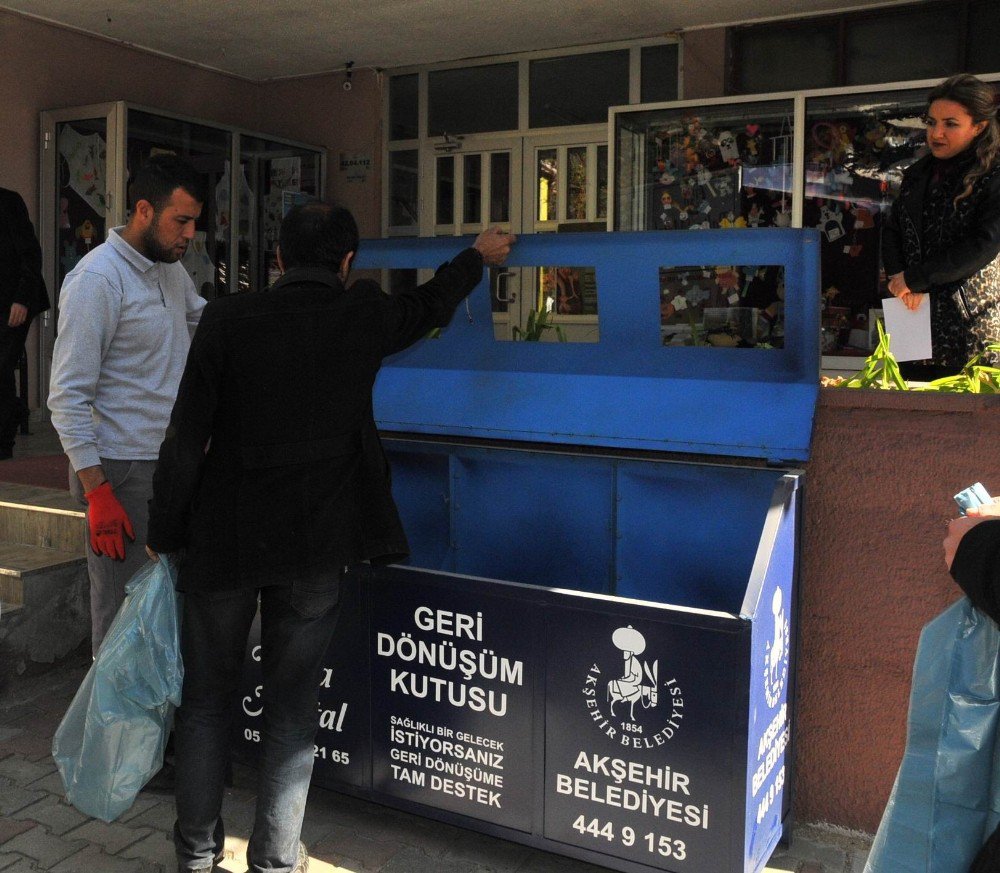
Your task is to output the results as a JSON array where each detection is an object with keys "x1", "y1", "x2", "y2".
[{"x1": 882, "y1": 74, "x2": 1000, "y2": 380}]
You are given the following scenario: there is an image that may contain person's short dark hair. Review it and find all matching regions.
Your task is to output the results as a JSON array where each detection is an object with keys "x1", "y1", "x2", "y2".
[
  {"x1": 128, "y1": 154, "x2": 207, "y2": 211},
  {"x1": 278, "y1": 202, "x2": 359, "y2": 272}
]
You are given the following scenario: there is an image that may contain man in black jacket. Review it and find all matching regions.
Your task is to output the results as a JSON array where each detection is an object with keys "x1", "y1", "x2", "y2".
[
  {"x1": 0, "y1": 188, "x2": 49, "y2": 459},
  {"x1": 146, "y1": 202, "x2": 514, "y2": 873}
]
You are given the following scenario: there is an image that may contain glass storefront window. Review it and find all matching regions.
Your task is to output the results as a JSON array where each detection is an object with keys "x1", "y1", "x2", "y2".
[
  {"x1": 436, "y1": 156, "x2": 454, "y2": 226},
  {"x1": 537, "y1": 149, "x2": 558, "y2": 222},
  {"x1": 463, "y1": 154, "x2": 482, "y2": 224},
  {"x1": 390, "y1": 74, "x2": 419, "y2": 141},
  {"x1": 239, "y1": 135, "x2": 322, "y2": 293},
  {"x1": 803, "y1": 87, "x2": 929, "y2": 357},
  {"x1": 126, "y1": 110, "x2": 231, "y2": 297},
  {"x1": 567, "y1": 147, "x2": 587, "y2": 220},
  {"x1": 389, "y1": 150, "x2": 419, "y2": 229},
  {"x1": 658, "y1": 265, "x2": 784, "y2": 349},
  {"x1": 597, "y1": 145, "x2": 609, "y2": 220},
  {"x1": 641, "y1": 44, "x2": 680, "y2": 104},
  {"x1": 55, "y1": 118, "x2": 108, "y2": 305},
  {"x1": 489, "y1": 153, "x2": 511, "y2": 224},
  {"x1": 845, "y1": 8, "x2": 959, "y2": 86},
  {"x1": 428, "y1": 65, "x2": 518, "y2": 135},
  {"x1": 614, "y1": 98, "x2": 796, "y2": 233},
  {"x1": 529, "y1": 51, "x2": 629, "y2": 128}
]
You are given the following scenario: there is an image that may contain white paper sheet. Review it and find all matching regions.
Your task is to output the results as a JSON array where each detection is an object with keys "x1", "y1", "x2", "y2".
[{"x1": 882, "y1": 296, "x2": 932, "y2": 362}]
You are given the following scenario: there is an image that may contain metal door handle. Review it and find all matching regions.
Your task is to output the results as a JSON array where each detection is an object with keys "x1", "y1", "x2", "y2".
[{"x1": 494, "y1": 270, "x2": 516, "y2": 304}]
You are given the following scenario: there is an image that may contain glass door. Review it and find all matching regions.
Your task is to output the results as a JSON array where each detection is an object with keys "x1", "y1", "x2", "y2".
[
  {"x1": 519, "y1": 134, "x2": 608, "y2": 343},
  {"x1": 39, "y1": 102, "x2": 123, "y2": 409},
  {"x1": 425, "y1": 142, "x2": 521, "y2": 340}
]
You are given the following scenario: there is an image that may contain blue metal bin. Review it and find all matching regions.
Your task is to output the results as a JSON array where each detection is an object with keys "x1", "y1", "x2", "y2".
[{"x1": 235, "y1": 229, "x2": 820, "y2": 873}]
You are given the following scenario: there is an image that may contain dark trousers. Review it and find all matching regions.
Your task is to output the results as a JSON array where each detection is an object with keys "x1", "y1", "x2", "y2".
[
  {"x1": 0, "y1": 320, "x2": 29, "y2": 454},
  {"x1": 173, "y1": 571, "x2": 342, "y2": 873}
]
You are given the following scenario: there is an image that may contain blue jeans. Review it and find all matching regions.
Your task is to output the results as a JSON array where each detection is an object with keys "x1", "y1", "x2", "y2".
[{"x1": 173, "y1": 571, "x2": 342, "y2": 873}]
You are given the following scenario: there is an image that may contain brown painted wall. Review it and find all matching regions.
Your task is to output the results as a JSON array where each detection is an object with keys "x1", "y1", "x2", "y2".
[
  {"x1": 681, "y1": 28, "x2": 727, "y2": 99},
  {"x1": 257, "y1": 72, "x2": 383, "y2": 238},
  {"x1": 797, "y1": 389, "x2": 1000, "y2": 831}
]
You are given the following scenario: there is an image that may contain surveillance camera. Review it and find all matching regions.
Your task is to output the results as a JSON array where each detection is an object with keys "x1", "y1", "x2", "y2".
[{"x1": 343, "y1": 80, "x2": 352, "y2": 92}]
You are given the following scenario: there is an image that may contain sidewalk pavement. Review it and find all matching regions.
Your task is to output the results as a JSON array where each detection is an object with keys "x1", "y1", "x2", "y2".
[
  {"x1": 0, "y1": 421, "x2": 873, "y2": 871},
  {"x1": 0, "y1": 656, "x2": 871, "y2": 873}
]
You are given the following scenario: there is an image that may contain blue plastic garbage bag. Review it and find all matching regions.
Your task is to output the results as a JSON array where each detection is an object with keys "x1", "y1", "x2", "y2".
[
  {"x1": 52, "y1": 556, "x2": 183, "y2": 822},
  {"x1": 865, "y1": 597, "x2": 1000, "y2": 872}
]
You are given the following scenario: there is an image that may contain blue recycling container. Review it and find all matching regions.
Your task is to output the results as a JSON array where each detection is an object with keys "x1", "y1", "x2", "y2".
[{"x1": 235, "y1": 229, "x2": 820, "y2": 873}]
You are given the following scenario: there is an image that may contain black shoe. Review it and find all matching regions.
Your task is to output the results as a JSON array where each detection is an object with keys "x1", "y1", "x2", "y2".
[{"x1": 0, "y1": 448, "x2": 11, "y2": 461}]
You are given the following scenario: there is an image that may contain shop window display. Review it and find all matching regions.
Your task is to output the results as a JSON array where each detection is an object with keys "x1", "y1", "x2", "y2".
[
  {"x1": 803, "y1": 88, "x2": 928, "y2": 356},
  {"x1": 614, "y1": 98, "x2": 795, "y2": 347}
]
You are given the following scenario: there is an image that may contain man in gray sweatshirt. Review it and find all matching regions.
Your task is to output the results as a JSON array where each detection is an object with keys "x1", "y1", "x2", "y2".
[{"x1": 48, "y1": 155, "x2": 207, "y2": 655}]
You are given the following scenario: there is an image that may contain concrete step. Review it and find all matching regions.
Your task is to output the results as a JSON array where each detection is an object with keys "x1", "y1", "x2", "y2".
[
  {"x1": 0, "y1": 485, "x2": 89, "y2": 674},
  {"x1": 0, "y1": 483, "x2": 85, "y2": 553},
  {"x1": 0, "y1": 542, "x2": 86, "y2": 606}
]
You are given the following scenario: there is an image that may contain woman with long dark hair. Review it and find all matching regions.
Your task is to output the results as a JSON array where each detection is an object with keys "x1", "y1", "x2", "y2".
[{"x1": 882, "y1": 73, "x2": 1000, "y2": 379}]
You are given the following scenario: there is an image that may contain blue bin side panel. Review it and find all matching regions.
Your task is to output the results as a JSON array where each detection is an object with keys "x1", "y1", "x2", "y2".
[
  {"x1": 616, "y1": 462, "x2": 779, "y2": 614},
  {"x1": 742, "y1": 479, "x2": 798, "y2": 871},
  {"x1": 386, "y1": 447, "x2": 454, "y2": 572},
  {"x1": 450, "y1": 450, "x2": 615, "y2": 594},
  {"x1": 357, "y1": 230, "x2": 820, "y2": 462}
]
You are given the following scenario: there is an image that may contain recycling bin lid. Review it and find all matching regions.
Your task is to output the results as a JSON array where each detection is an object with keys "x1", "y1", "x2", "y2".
[{"x1": 354, "y1": 229, "x2": 821, "y2": 464}]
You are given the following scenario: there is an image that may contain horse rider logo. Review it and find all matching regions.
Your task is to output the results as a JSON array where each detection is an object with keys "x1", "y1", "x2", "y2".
[
  {"x1": 583, "y1": 625, "x2": 684, "y2": 746},
  {"x1": 763, "y1": 588, "x2": 789, "y2": 709},
  {"x1": 607, "y1": 625, "x2": 659, "y2": 721}
]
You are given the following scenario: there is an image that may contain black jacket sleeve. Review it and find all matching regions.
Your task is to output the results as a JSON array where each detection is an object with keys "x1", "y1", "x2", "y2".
[
  {"x1": 0, "y1": 190, "x2": 48, "y2": 314},
  {"x1": 380, "y1": 247, "x2": 485, "y2": 357},
  {"x1": 906, "y1": 171, "x2": 1000, "y2": 293},
  {"x1": 950, "y1": 518, "x2": 1000, "y2": 624},
  {"x1": 881, "y1": 196, "x2": 906, "y2": 280},
  {"x1": 147, "y1": 305, "x2": 225, "y2": 552}
]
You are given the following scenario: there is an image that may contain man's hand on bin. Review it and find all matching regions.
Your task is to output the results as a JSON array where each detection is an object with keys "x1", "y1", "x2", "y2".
[
  {"x1": 83, "y1": 481, "x2": 135, "y2": 560},
  {"x1": 473, "y1": 226, "x2": 516, "y2": 266}
]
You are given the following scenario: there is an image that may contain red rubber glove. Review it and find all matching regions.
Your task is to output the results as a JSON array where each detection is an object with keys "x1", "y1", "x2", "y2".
[{"x1": 83, "y1": 481, "x2": 135, "y2": 560}]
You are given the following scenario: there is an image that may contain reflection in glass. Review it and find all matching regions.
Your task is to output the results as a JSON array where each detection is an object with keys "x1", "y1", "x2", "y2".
[
  {"x1": 804, "y1": 87, "x2": 929, "y2": 355},
  {"x1": 239, "y1": 134, "x2": 322, "y2": 294},
  {"x1": 436, "y1": 156, "x2": 454, "y2": 225},
  {"x1": 658, "y1": 265, "x2": 784, "y2": 349},
  {"x1": 567, "y1": 148, "x2": 587, "y2": 220},
  {"x1": 489, "y1": 153, "x2": 510, "y2": 224},
  {"x1": 597, "y1": 145, "x2": 609, "y2": 219},
  {"x1": 127, "y1": 110, "x2": 231, "y2": 297},
  {"x1": 529, "y1": 51, "x2": 629, "y2": 128},
  {"x1": 640, "y1": 44, "x2": 680, "y2": 104},
  {"x1": 389, "y1": 74, "x2": 419, "y2": 140},
  {"x1": 845, "y1": 9, "x2": 958, "y2": 86},
  {"x1": 614, "y1": 98, "x2": 795, "y2": 233},
  {"x1": 537, "y1": 150, "x2": 557, "y2": 222},
  {"x1": 389, "y1": 150, "x2": 419, "y2": 228},
  {"x1": 538, "y1": 266, "x2": 598, "y2": 317},
  {"x1": 56, "y1": 119, "x2": 107, "y2": 310},
  {"x1": 429, "y1": 64, "x2": 518, "y2": 135},
  {"x1": 463, "y1": 154, "x2": 482, "y2": 224}
]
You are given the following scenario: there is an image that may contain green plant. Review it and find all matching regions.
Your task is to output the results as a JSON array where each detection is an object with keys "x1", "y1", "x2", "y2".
[
  {"x1": 841, "y1": 319, "x2": 907, "y2": 389},
  {"x1": 512, "y1": 308, "x2": 567, "y2": 342},
  {"x1": 924, "y1": 343, "x2": 1000, "y2": 393},
  {"x1": 835, "y1": 323, "x2": 1000, "y2": 392}
]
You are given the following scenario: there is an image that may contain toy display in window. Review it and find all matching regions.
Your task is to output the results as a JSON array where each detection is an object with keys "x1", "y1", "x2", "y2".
[
  {"x1": 803, "y1": 108, "x2": 927, "y2": 353},
  {"x1": 657, "y1": 265, "x2": 784, "y2": 349},
  {"x1": 644, "y1": 112, "x2": 793, "y2": 232}
]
